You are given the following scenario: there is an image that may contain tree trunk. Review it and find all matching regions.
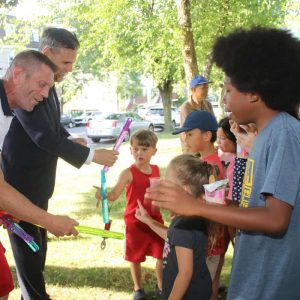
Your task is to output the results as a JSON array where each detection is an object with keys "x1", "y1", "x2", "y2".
[
  {"x1": 203, "y1": 50, "x2": 213, "y2": 79},
  {"x1": 158, "y1": 80, "x2": 173, "y2": 132},
  {"x1": 176, "y1": 0, "x2": 199, "y2": 89}
]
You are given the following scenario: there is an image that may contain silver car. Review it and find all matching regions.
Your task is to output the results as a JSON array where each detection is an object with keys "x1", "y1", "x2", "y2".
[
  {"x1": 60, "y1": 114, "x2": 75, "y2": 128},
  {"x1": 86, "y1": 112, "x2": 154, "y2": 143}
]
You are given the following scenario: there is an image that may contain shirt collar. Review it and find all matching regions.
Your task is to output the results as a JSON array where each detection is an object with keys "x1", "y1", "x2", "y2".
[{"x1": 0, "y1": 80, "x2": 13, "y2": 116}]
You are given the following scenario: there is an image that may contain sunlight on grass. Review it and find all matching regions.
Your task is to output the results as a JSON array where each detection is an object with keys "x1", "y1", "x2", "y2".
[{"x1": 1, "y1": 132, "x2": 233, "y2": 299}]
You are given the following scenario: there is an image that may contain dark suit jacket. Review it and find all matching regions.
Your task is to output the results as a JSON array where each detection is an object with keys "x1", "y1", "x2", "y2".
[{"x1": 2, "y1": 87, "x2": 90, "y2": 209}]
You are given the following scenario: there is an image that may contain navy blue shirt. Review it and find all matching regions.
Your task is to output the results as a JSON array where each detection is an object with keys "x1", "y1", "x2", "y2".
[{"x1": 163, "y1": 216, "x2": 212, "y2": 300}]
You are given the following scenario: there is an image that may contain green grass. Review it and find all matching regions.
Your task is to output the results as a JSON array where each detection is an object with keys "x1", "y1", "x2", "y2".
[{"x1": 1, "y1": 132, "x2": 232, "y2": 300}]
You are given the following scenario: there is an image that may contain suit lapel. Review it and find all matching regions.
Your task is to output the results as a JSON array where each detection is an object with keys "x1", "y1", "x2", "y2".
[
  {"x1": 47, "y1": 87, "x2": 60, "y2": 128},
  {"x1": 49, "y1": 87, "x2": 60, "y2": 122},
  {"x1": 52, "y1": 87, "x2": 61, "y2": 116}
]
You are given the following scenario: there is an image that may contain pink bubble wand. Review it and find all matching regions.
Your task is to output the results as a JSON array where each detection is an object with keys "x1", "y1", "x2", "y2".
[{"x1": 101, "y1": 118, "x2": 132, "y2": 223}]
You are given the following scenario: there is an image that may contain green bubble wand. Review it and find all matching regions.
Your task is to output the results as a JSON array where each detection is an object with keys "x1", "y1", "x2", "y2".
[{"x1": 75, "y1": 225, "x2": 124, "y2": 240}]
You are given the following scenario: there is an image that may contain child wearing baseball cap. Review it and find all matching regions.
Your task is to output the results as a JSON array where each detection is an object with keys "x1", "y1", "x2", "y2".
[{"x1": 173, "y1": 110, "x2": 224, "y2": 179}]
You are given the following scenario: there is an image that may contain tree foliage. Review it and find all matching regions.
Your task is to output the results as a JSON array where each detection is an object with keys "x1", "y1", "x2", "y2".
[
  {"x1": 41, "y1": 0, "x2": 183, "y2": 131},
  {"x1": 116, "y1": 71, "x2": 143, "y2": 103},
  {"x1": 36, "y1": 0, "x2": 287, "y2": 129},
  {"x1": 0, "y1": 0, "x2": 18, "y2": 9},
  {"x1": 57, "y1": 67, "x2": 89, "y2": 112},
  {"x1": 190, "y1": 0, "x2": 287, "y2": 88}
]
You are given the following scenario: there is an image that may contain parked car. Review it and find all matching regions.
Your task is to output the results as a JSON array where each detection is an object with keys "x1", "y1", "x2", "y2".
[
  {"x1": 74, "y1": 111, "x2": 102, "y2": 126},
  {"x1": 86, "y1": 112, "x2": 154, "y2": 143},
  {"x1": 60, "y1": 114, "x2": 75, "y2": 128},
  {"x1": 144, "y1": 105, "x2": 180, "y2": 129}
]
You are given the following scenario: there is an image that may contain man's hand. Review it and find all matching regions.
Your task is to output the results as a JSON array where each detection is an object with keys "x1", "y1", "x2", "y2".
[
  {"x1": 145, "y1": 180, "x2": 199, "y2": 216},
  {"x1": 93, "y1": 149, "x2": 119, "y2": 166},
  {"x1": 45, "y1": 214, "x2": 79, "y2": 237}
]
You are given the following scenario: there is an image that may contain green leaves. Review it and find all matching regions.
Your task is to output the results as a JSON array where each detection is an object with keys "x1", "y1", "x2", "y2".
[
  {"x1": 0, "y1": 0, "x2": 18, "y2": 9},
  {"x1": 190, "y1": 0, "x2": 287, "y2": 89},
  {"x1": 37, "y1": 0, "x2": 287, "y2": 130}
]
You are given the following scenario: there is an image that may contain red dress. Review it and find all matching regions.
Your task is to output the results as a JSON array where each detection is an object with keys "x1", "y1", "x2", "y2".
[{"x1": 124, "y1": 164, "x2": 164, "y2": 263}]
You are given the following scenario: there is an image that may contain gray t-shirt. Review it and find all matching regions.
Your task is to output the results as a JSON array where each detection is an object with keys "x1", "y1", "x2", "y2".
[{"x1": 228, "y1": 112, "x2": 300, "y2": 300}]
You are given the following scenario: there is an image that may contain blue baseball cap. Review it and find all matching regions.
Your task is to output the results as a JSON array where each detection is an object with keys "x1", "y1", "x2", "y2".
[
  {"x1": 173, "y1": 110, "x2": 218, "y2": 135},
  {"x1": 190, "y1": 75, "x2": 209, "y2": 89}
]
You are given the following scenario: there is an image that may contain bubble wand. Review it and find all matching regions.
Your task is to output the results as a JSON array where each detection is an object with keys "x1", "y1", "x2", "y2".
[
  {"x1": 0, "y1": 213, "x2": 39, "y2": 252},
  {"x1": 103, "y1": 118, "x2": 133, "y2": 173},
  {"x1": 100, "y1": 118, "x2": 132, "y2": 249},
  {"x1": 76, "y1": 225, "x2": 124, "y2": 239},
  {"x1": 101, "y1": 118, "x2": 132, "y2": 225}
]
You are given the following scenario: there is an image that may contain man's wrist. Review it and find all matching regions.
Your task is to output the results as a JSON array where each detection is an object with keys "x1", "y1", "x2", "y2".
[{"x1": 37, "y1": 211, "x2": 54, "y2": 229}]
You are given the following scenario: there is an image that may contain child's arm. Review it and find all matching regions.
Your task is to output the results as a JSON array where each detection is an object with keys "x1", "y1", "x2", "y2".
[
  {"x1": 107, "y1": 169, "x2": 132, "y2": 201},
  {"x1": 95, "y1": 168, "x2": 132, "y2": 204},
  {"x1": 146, "y1": 181, "x2": 292, "y2": 235},
  {"x1": 135, "y1": 200, "x2": 168, "y2": 240},
  {"x1": 168, "y1": 246, "x2": 193, "y2": 300}
]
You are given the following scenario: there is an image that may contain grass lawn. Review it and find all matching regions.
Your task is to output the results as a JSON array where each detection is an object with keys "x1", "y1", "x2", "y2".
[{"x1": 1, "y1": 132, "x2": 233, "y2": 300}]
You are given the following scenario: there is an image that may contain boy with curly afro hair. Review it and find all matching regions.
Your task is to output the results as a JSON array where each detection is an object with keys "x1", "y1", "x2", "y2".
[{"x1": 146, "y1": 27, "x2": 300, "y2": 299}]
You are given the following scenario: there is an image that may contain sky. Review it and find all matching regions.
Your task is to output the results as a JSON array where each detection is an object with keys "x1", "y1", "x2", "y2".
[{"x1": 10, "y1": 0, "x2": 48, "y2": 20}]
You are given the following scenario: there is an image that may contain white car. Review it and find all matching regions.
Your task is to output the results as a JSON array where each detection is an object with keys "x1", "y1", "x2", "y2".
[
  {"x1": 144, "y1": 105, "x2": 180, "y2": 129},
  {"x1": 73, "y1": 111, "x2": 102, "y2": 126}
]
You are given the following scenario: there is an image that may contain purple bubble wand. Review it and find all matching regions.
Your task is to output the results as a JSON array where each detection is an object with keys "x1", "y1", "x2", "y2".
[{"x1": 1, "y1": 216, "x2": 39, "y2": 252}]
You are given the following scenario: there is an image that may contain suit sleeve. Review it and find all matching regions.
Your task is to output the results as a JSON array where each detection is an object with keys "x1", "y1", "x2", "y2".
[
  {"x1": 60, "y1": 123, "x2": 71, "y2": 137},
  {"x1": 14, "y1": 102, "x2": 90, "y2": 169}
]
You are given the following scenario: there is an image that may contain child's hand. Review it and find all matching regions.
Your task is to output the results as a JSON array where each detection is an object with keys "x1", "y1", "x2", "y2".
[
  {"x1": 93, "y1": 185, "x2": 114, "y2": 208},
  {"x1": 229, "y1": 120, "x2": 246, "y2": 136},
  {"x1": 236, "y1": 125, "x2": 257, "y2": 153},
  {"x1": 229, "y1": 121, "x2": 257, "y2": 153},
  {"x1": 93, "y1": 185, "x2": 102, "y2": 208},
  {"x1": 135, "y1": 200, "x2": 151, "y2": 224}
]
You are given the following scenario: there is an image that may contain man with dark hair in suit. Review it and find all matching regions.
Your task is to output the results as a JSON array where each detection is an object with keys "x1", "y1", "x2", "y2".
[
  {"x1": 2, "y1": 28, "x2": 118, "y2": 299},
  {"x1": 0, "y1": 49, "x2": 79, "y2": 300}
]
